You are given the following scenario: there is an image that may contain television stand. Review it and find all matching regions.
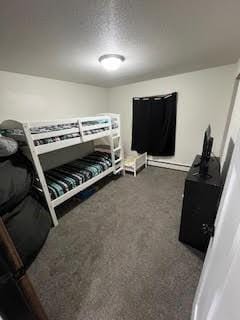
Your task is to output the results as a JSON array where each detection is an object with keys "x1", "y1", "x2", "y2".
[{"x1": 179, "y1": 155, "x2": 222, "y2": 252}]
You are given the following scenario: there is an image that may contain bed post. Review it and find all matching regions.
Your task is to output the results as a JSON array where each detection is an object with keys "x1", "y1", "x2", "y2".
[
  {"x1": 22, "y1": 123, "x2": 58, "y2": 227},
  {"x1": 78, "y1": 119, "x2": 84, "y2": 141},
  {"x1": 109, "y1": 117, "x2": 116, "y2": 174}
]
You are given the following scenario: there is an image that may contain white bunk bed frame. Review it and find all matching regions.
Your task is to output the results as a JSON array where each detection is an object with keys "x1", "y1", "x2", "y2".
[{"x1": 1, "y1": 113, "x2": 124, "y2": 227}]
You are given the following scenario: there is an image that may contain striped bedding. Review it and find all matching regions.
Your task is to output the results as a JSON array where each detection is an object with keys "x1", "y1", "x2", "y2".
[
  {"x1": 83, "y1": 127, "x2": 109, "y2": 136},
  {"x1": 30, "y1": 122, "x2": 79, "y2": 134},
  {"x1": 34, "y1": 133, "x2": 80, "y2": 146},
  {"x1": 43, "y1": 151, "x2": 112, "y2": 200}
]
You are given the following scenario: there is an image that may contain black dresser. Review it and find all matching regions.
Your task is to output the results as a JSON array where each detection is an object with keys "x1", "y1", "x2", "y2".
[{"x1": 179, "y1": 155, "x2": 222, "y2": 252}]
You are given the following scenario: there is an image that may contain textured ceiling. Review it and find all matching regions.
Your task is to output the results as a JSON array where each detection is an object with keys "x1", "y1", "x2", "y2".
[{"x1": 0, "y1": 0, "x2": 240, "y2": 87}]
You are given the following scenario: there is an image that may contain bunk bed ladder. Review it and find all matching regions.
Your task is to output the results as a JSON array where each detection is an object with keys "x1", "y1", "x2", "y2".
[
  {"x1": 112, "y1": 133, "x2": 125, "y2": 175},
  {"x1": 22, "y1": 124, "x2": 59, "y2": 227}
]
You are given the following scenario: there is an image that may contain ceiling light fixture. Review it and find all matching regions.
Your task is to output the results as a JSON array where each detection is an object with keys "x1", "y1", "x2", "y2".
[{"x1": 99, "y1": 54, "x2": 125, "y2": 71}]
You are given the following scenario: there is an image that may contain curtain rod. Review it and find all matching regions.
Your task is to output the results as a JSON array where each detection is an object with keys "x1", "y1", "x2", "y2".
[{"x1": 133, "y1": 92, "x2": 176, "y2": 100}]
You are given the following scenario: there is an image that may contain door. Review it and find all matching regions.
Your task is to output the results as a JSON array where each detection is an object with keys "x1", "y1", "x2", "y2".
[{"x1": 192, "y1": 131, "x2": 240, "y2": 320}]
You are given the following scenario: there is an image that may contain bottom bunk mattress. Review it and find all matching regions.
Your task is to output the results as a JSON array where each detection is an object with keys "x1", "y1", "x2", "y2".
[{"x1": 43, "y1": 151, "x2": 112, "y2": 200}]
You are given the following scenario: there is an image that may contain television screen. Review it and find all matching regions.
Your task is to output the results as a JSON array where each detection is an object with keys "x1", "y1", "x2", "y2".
[{"x1": 199, "y1": 125, "x2": 213, "y2": 177}]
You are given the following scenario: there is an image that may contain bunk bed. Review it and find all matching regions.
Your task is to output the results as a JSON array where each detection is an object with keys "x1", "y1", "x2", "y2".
[{"x1": 0, "y1": 114, "x2": 124, "y2": 227}]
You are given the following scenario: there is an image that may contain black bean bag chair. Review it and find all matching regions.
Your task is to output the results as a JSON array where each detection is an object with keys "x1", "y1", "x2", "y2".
[
  {"x1": 0, "y1": 152, "x2": 33, "y2": 215},
  {"x1": 0, "y1": 151, "x2": 51, "y2": 269},
  {"x1": 3, "y1": 195, "x2": 51, "y2": 268}
]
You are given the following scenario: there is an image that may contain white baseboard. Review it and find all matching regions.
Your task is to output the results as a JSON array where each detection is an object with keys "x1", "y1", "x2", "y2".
[{"x1": 148, "y1": 159, "x2": 190, "y2": 172}]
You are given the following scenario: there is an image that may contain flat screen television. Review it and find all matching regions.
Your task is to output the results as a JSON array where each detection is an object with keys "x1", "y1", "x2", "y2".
[{"x1": 199, "y1": 125, "x2": 213, "y2": 177}]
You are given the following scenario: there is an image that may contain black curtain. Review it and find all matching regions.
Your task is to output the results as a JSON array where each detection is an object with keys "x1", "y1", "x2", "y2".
[{"x1": 131, "y1": 92, "x2": 177, "y2": 156}]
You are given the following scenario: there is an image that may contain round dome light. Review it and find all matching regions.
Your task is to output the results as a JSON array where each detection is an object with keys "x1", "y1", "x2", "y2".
[{"x1": 99, "y1": 54, "x2": 125, "y2": 71}]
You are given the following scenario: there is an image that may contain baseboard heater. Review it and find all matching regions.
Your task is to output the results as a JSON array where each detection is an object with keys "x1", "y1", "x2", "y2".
[{"x1": 147, "y1": 158, "x2": 190, "y2": 172}]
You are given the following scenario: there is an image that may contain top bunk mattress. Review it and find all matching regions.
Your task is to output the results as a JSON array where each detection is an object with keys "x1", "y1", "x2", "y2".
[{"x1": 39, "y1": 151, "x2": 112, "y2": 200}]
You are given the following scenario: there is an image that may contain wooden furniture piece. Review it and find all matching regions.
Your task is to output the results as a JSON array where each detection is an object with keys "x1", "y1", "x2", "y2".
[
  {"x1": 179, "y1": 155, "x2": 222, "y2": 252},
  {"x1": 124, "y1": 152, "x2": 147, "y2": 176},
  {"x1": 0, "y1": 114, "x2": 124, "y2": 226},
  {"x1": 0, "y1": 217, "x2": 48, "y2": 320}
]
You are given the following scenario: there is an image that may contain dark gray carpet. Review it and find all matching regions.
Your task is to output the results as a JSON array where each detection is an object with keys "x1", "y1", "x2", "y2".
[{"x1": 29, "y1": 167, "x2": 203, "y2": 320}]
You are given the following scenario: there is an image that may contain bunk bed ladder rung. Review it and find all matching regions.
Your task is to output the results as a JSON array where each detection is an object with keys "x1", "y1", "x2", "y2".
[
  {"x1": 115, "y1": 167, "x2": 123, "y2": 174},
  {"x1": 115, "y1": 158, "x2": 122, "y2": 164}
]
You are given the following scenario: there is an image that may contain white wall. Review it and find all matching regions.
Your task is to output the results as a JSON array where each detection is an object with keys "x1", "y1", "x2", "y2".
[
  {"x1": 0, "y1": 70, "x2": 107, "y2": 121},
  {"x1": 0, "y1": 70, "x2": 108, "y2": 168},
  {"x1": 108, "y1": 65, "x2": 235, "y2": 169},
  {"x1": 0, "y1": 65, "x2": 236, "y2": 171},
  {"x1": 221, "y1": 59, "x2": 240, "y2": 181},
  {"x1": 222, "y1": 59, "x2": 240, "y2": 154}
]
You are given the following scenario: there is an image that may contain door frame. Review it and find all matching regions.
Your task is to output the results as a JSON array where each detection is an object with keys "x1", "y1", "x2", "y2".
[{"x1": 191, "y1": 130, "x2": 240, "y2": 320}]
